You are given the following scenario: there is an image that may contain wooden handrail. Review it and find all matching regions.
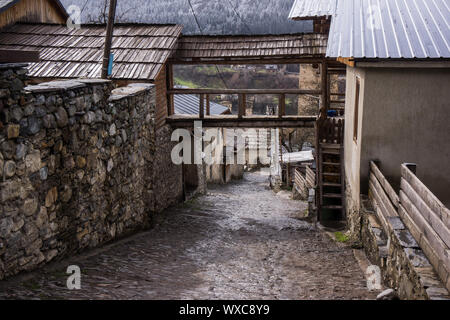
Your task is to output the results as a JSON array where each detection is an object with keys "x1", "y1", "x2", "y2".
[{"x1": 168, "y1": 88, "x2": 321, "y2": 95}]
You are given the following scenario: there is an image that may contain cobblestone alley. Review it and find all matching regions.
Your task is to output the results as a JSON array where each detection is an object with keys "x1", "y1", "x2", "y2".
[{"x1": 0, "y1": 171, "x2": 376, "y2": 300}]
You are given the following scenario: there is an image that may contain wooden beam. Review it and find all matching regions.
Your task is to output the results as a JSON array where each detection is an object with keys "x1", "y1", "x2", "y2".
[
  {"x1": 166, "y1": 63, "x2": 174, "y2": 116},
  {"x1": 166, "y1": 115, "x2": 317, "y2": 128},
  {"x1": 0, "y1": 49, "x2": 40, "y2": 63},
  {"x1": 337, "y1": 57, "x2": 355, "y2": 67},
  {"x1": 320, "y1": 60, "x2": 328, "y2": 118},
  {"x1": 168, "y1": 88, "x2": 321, "y2": 95},
  {"x1": 278, "y1": 94, "x2": 285, "y2": 118},
  {"x1": 168, "y1": 57, "x2": 325, "y2": 65},
  {"x1": 199, "y1": 94, "x2": 205, "y2": 119},
  {"x1": 101, "y1": 0, "x2": 117, "y2": 79},
  {"x1": 206, "y1": 94, "x2": 210, "y2": 116},
  {"x1": 238, "y1": 93, "x2": 246, "y2": 118}
]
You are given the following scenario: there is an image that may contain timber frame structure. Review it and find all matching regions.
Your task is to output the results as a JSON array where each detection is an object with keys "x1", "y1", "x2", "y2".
[
  {"x1": 165, "y1": 33, "x2": 343, "y2": 128},
  {"x1": 164, "y1": 33, "x2": 347, "y2": 222}
]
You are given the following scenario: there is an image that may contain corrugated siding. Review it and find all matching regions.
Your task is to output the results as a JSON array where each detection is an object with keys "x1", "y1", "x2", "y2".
[
  {"x1": 326, "y1": 0, "x2": 450, "y2": 59},
  {"x1": 289, "y1": 0, "x2": 337, "y2": 20},
  {"x1": 175, "y1": 33, "x2": 328, "y2": 59},
  {"x1": 174, "y1": 95, "x2": 229, "y2": 115},
  {"x1": 0, "y1": 23, "x2": 182, "y2": 80}
]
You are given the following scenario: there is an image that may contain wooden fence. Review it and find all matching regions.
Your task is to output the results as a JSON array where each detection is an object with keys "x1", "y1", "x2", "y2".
[
  {"x1": 317, "y1": 117, "x2": 344, "y2": 144},
  {"x1": 294, "y1": 166, "x2": 316, "y2": 194},
  {"x1": 369, "y1": 161, "x2": 450, "y2": 292},
  {"x1": 369, "y1": 161, "x2": 400, "y2": 232},
  {"x1": 398, "y1": 164, "x2": 450, "y2": 291}
]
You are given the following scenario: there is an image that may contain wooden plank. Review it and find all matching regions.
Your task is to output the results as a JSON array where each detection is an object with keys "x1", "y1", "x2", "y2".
[
  {"x1": 369, "y1": 180, "x2": 392, "y2": 234},
  {"x1": 168, "y1": 88, "x2": 322, "y2": 95},
  {"x1": 401, "y1": 178, "x2": 450, "y2": 248},
  {"x1": 401, "y1": 164, "x2": 449, "y2": 229},
  {"x1": 399, "y1": 190, "x2": 450, "y2": 269},
  {"x1": 0, "y1": 49, "x2": 40, "y2": 63},
  {"x1": 306, "y1": 166, "x2": 315, "y2": 188},
  {"x1": 398, "y1": 204, "x2": 439, "y2": 270},
  {"x1": 370, "y1": 161, "x2": 399, "y2": 208},
  {"x1": 369, "y1": 173, "x2": 398, "y2": 218}
]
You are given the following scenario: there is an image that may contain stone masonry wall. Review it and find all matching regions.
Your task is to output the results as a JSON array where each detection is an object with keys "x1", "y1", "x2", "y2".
[
  {"x1": 0, "y1": 64, "x2": 169, "y2": 280},
  {"x1": 154, "y1": 125, "x2": 183, "y2": 212},
  {"x1": 359, "y1": 196, "x2": 450, "y2": 300}
]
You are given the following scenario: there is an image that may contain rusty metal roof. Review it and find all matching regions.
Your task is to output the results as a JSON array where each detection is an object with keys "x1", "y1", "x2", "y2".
[
  {"x1": 289, "y1": 0, "x2": 337, "y2": 20},
  {"x1": 173, "y1": 33, "x2": 327, "y2": 61},
  {"x1": 0, "y1": 23, "x2": 182, "y2": 80},
  {"x1": 327, "y1": 0, "x2": 450, "y2": 60}
]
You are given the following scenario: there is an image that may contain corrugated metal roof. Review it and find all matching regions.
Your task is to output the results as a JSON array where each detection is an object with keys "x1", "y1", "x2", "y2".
[
  {"x1": 174, "y1": 95, "x2": 230, "y2": 115},
  {"x1": 326, "y1": 0, "x2": 450, "y2": 59},
  {"x1": 0, "y1": 23, "x2": 182, "y2": 80},
  {"x1": 289, "y1": 0, "x2": 337, "y2": 20},
  {"x1": 174, "y1": 33, "x2": 328, "y2": 60}
]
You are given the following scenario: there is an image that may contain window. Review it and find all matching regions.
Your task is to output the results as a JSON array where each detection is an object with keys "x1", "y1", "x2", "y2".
[{"x1": 353, "y1": 77, "x2": 361, "y2": 142}]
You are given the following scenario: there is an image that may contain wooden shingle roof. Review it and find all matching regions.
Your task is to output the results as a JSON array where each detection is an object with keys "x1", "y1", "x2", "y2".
[
  {"x1": 173, "y1": 33, "x2": 328, "y2": 62},
  {"x1": 0, "y1": 23, "x2": 183, "y2": 80}
]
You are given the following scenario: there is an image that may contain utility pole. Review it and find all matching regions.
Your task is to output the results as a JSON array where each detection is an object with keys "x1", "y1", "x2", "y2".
[{"x1": 101, "y1": 0, "x2": 117, "y2": 79}]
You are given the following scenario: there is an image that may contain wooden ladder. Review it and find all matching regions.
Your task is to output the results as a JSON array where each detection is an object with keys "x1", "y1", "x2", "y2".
[{"x1": 316, "y1": 118, "x2": 345, "y2": 221}]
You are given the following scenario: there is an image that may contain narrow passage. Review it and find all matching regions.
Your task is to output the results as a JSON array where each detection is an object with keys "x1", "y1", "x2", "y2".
[{"x1": 0, "y1": 171, "x2": 375, "y2": 300}]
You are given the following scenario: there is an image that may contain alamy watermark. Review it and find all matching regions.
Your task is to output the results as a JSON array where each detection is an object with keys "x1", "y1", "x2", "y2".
[
  {"x1": 66, "y1": 265, "x2": 81, "y2": 290},
  {"x1": 366, "y1": 265, "x2": 382, "y2": 291},
  {"x1": 66, "y1": 5, "x2": 81, "y2": 30},
  {"x1": 171, "y1": 121, "x2": 275, "y2": 166}
]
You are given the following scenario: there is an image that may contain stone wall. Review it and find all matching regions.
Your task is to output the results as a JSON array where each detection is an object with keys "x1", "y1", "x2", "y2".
[
  {"x1": 153, "y1": 125, "x2": 183, "y2": 212},
  {"x1": 0, "y1": 64, "x2": 183, "y2": 280},
  {"x1": 359, "y1": 196, "x2": 450, "y2": 300}
]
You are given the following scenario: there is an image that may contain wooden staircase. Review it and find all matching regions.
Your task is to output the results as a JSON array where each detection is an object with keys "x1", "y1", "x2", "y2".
[{"x1": 316, "y1": 118, "x2": 345, "y2": 221}]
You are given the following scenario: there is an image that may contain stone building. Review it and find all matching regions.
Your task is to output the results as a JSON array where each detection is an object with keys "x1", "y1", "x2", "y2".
[{"x1": 0, "y1": 0, "x2": 189, "y2": 280}]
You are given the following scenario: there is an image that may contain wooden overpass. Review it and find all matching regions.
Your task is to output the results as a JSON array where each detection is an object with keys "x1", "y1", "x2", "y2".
[{"x1": 164, "y1": 33, "x2": 345, "y2": 128}]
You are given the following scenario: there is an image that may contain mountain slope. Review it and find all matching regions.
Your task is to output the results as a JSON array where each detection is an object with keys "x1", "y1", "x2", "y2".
[{"x1": 60, "y1": 0, "x2": 312, "y2": 35}]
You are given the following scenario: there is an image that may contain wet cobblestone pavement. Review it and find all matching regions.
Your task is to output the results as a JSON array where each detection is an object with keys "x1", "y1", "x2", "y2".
[{"x1": 0, "y1": 171, "x2": 376, "y2": 300}]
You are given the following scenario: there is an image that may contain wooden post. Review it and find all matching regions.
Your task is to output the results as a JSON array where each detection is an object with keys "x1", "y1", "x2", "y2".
[
  {"x1": 206, "y1": 94, "x2": 210, "y2": 116},
  {"x1": 199, "y1": 94, "x2": 204, "y2": 119},
  {"x1": 238, "y1": 93, "x2": 246, "y2": 118},
  {"x1": 278, "y1": 94, "x2": 285, "y2": 118},
  {"x1": 166, "y1": 63, "x2": 174, "y2": 116},
  {"x1": 101, "y1": 0, "x2": 117, "y2": 79},
  {"x1": 320, "y1": 60, "x2": 328, "y2": 119}
]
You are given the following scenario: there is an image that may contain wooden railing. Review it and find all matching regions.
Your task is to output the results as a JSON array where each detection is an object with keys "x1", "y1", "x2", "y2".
[
  {"x1": 294, "y1": 166, "x2": 315, "y2": 190},
  {"x1": 369, "y1": 161, "x2": 400, "y2": 232},
  {"x1": 369, "y1": 161, "x2": 450, "y2": 292},
  {"x1": 167, "y1": 88, "x2": 322, "y2": 118},
  {"x1": 317, "y1": 117, "x2": 344, "y2": 144},
  {"x1": 398, "y1": 164, "x2": 450, "y2": 291},
  {"x1": 305, "y1": 166, "x2": 316, "y2": 189},
  {"x1": 294, "y1": 168, "x2": 307, "y2": 192}
]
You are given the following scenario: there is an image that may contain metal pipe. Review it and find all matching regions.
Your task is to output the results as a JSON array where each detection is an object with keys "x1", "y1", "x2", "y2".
[{"x1": 101, "y1": 0, "x2": 117, "y2": 79}]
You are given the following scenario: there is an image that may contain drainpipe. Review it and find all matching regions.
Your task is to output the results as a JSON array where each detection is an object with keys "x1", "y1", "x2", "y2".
[{"x1": 101, "y1": 0, "x2": 117, "y2": 79}]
